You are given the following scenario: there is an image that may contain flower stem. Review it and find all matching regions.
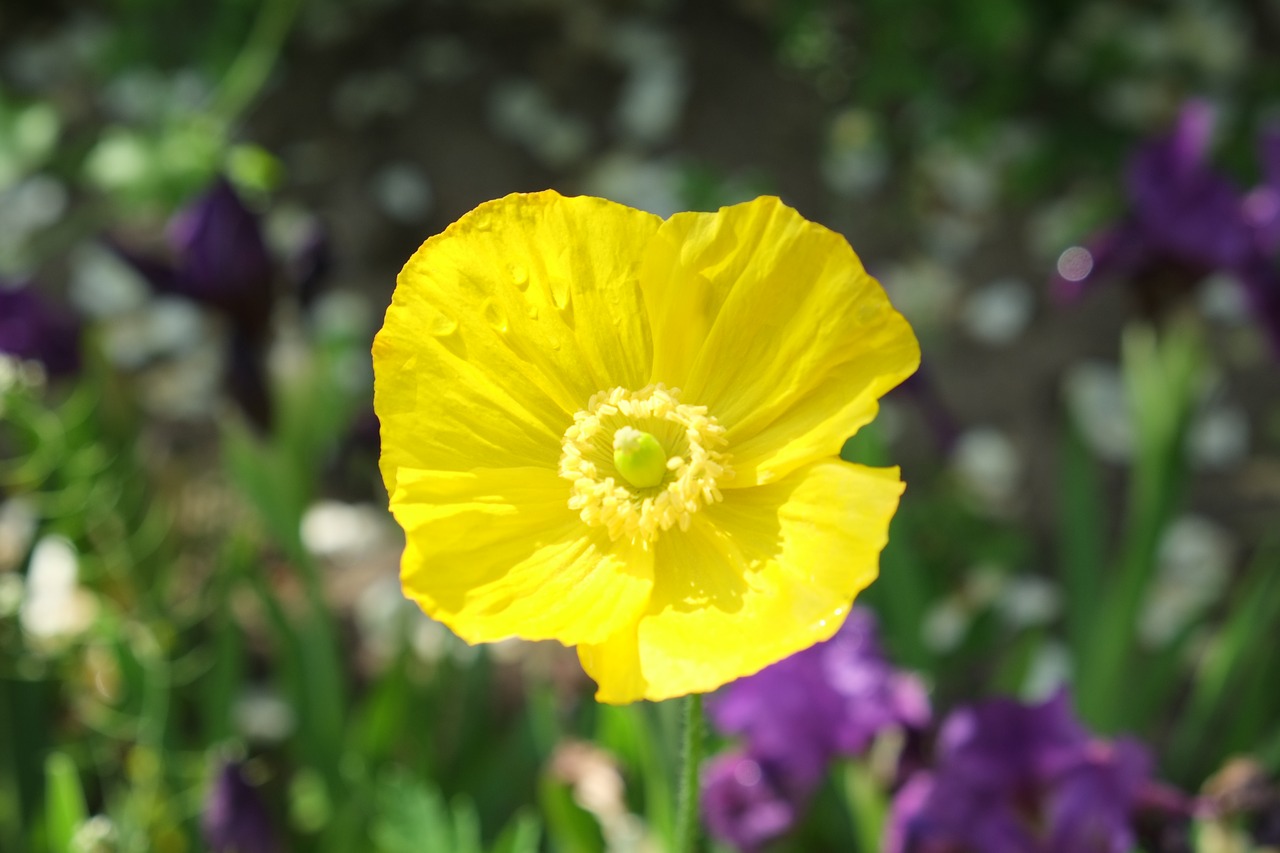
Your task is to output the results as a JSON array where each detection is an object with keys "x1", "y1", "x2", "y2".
[{"x1": 674, "y1": 693, "x2": 705, "y2": 853}]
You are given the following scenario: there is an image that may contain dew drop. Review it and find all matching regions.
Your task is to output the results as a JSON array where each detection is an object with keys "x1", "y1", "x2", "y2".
[
  {"x1": 526, "y1": 302, "x2": 539, "y2": 320},
  {"x1": 483, "y1": 299, "x2": 508, "y2": 332},
  {"x1": 550, "y1": 279, "x2": 572, "y2": 311},
  {"x1": 510, "y1": 264, "x2": 530, "y2": 290},
  {"x1": 430, "y1": 312, "x2": 458, "y2": 337}
]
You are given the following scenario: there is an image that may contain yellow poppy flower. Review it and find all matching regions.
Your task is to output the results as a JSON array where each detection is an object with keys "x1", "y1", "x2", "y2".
[{"x1": 374, "y1": 191, "x2": 919, "y2": 703}]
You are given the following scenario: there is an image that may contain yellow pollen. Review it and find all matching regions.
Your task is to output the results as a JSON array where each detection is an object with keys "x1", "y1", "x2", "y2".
[{"x1": 559, "y1": 384, "x2": 732, "y2": 544}]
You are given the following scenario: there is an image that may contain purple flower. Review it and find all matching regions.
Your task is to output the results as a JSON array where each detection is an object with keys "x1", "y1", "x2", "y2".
[
  {"x1": 889, "y1": 691, "x2": 1161, "y2": 853},
  {"x1": 202, "y1": 760, "x2": 277, "y2": 853},
  {"x1": 1053, "y1": 102, "x2": 1250, "y2": 299},
  {"x1": 1046, "y1": 739, "x2": 1152, "y2": 853},
  {"x1": 1246, "y1": 128, "x2": 1280, "y2": 254},
  {"x1": 701, "y1": 752, "x2": 803, "y2": 853},
  {"x1": 1124, "y1": 101, "x2": 1253, "y2": 271},
  {"x1": 0, "y1": 280, "x2": 82, "y2": 377},
  {"x1": 703, "y1": 609, "x2": 929, "y2": 850},
  {"x1": 161, "y1": 178, "x2": 275, "y2": 332},
  {"x1": 709, "y1": 608, "x2": 930, "y2": 787},
  {"x1": 1053, "y1": 102, "x2": 1280, "y2": 356},
  {"x1": 113, "y1": 177, "x2": 290, "y2": 429}
]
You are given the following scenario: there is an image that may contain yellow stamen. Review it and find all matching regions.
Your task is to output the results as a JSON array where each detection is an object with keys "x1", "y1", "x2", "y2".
[{"x1": 559, "y1": 384, "x2": 732, "y2": 544}]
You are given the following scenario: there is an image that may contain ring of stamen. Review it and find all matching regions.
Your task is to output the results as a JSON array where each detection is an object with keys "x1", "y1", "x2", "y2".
[{"x1": 559, "y1": 384, "x2": 732, "y2": 544}]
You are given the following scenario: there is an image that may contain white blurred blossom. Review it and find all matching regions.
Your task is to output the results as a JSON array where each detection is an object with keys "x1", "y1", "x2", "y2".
[
  {"x1": 489, "y1": 79, "x2": 592, "y2": 169},
  {"x1": 1063, "y1": 360, "x2": 1132, "y2": 462},
  {"x1": 233, "y1": 688, "x2": 296, "y2": 743},
  {"x1": 959, "y1": 278, "x2": 1035, "y2": 346},
  {"x1": 370, "y1": 162, "x2": 434, "y2": 224},
  {"x1": 1141, "y1": 515, "x2": 1234, "y2": 647},
  {"x1": 951, "y1": 428, "x2": 1022, "y2": 513},
  {"x1": 19, "y1": 536, "x2": 97, "y2": 648},
  {"x1": 822, "y1": 108, "x2": 888, "y2": 197},
  {"x1": 582, "y1": 154, "x2": 683, "y2": 218},
  {"x1": 300, "y1": 501, "x2": 394, "y2": 561},
  {"x1": 0, "y1": 497, "x2": 38, "y2": 573},
  {"x1": 608, "y1": 23, "x2": 687, "y2": 147}
]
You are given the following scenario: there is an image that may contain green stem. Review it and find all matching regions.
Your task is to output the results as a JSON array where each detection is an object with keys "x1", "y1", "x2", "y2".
[
  {"x1": 209, "y1": 0, "x2": 302, "y2": 126},
  {"x1": 674, "y1": 694, "x2": 705, "y2": 853}
]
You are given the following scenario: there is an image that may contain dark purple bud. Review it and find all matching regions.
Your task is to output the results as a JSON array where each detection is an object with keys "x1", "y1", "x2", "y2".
[
  {"x1": 700, "y1": 752, "x2": 802, "y2": 853},
  {"x1": 167, "y1": 177, "x2": 275, "y2": 335},
  {"x1": 202, "y1": 760, "x2": 277, "y2": 853},
  {"x1": 0, "y1": 280, "x2": 82, "y2": 378}
]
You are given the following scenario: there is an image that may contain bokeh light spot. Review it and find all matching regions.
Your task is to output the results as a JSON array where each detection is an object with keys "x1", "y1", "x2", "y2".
[{"x1": 1056, "y1": 246, "x2": 1094, "y2": 282}]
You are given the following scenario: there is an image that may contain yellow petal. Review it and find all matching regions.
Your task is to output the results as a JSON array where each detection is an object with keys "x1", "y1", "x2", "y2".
[
  {"x1": 374, "y1": 191, "x2": 662, "y2": 494},
  {"x1": 578, "y1": 460, "x2": 904, "y2": 702},
  {"x1": 639, "y1": 196, "x2": 919, "y2": 487},
  {"x1": 392, "y1": 466, "x2": 654, "y2": 646}
]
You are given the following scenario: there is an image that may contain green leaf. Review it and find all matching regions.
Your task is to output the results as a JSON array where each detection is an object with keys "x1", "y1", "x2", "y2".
[
  {"x1": 43, "y1": 753, "x2": 88, "y2": 853},
  {"x1": 1078, "y1": 323, "x2": 1205, "y2": 732},
  {"x1": 1056, "y1": 421, "x2": 1105, "y2": 662},
  {"x1": 371, "y1": 772, "x2": 452, "y2": 853},
  {"x1": 538, "y1": 776, "x2": 605, "y2": 853},
  {"x1": 491, "y1": 810, "x2": 542, "y2": 853}
]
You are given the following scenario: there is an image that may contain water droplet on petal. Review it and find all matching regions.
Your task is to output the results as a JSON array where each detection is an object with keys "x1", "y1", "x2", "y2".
[
  {"x1": 510, "y1": 264, "x2": 529, "y2": 290},
  {"x1": 550, "y1": 279, "x2": 572, "y2": 310},
  {"x1": 430, "y1": 312, "x2": 458, "y2": 336},
  {"x1": 483, "y1": 300, "x2": 508, "y2": 332}
]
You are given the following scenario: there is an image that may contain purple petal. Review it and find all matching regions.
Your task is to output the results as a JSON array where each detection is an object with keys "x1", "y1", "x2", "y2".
[
  {"x1": 889, "y1": 771, "x2": 1037, "y2": 853},
  {"x1": 1045, "y1": 739, "x2": 1151, "y2": 853},
  {"x1": 168, "y1": 177, "x2": 275, "y2": 331},
  {"x1": 708, "y1": 608, "x2": 930, "y2": 786},
  {"x1": 936, "y1": 689, "x2": 1089, "y2": 793},
  {"x1": 1124, "y1": 102, "x2": 1251, "y2": 270},
  {"x1": 0, "y1": 280, "x2": 82, "y2": 377},
  {"x1": 700, "y1": 752, "x2": 802, "y2": 853},
  {"x1": 885, "y1": 773, "x2": 935, "y2": 853},
  {"x1": 202, "y1": 761, "x2": 277, "y2": 853}
]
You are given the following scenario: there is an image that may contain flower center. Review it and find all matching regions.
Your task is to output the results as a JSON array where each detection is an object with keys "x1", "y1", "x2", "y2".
[
  {"x1": 559, "y1": 384, "x2": 732, "y2": 544},
  {"x1": 612, "y1": 426, "x2": 668, "y2": 488}
]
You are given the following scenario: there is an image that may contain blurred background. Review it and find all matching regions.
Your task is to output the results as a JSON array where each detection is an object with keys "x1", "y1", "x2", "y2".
[{"x1": 2, "y1": 0, "x2": 1279, "y2": 851}]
